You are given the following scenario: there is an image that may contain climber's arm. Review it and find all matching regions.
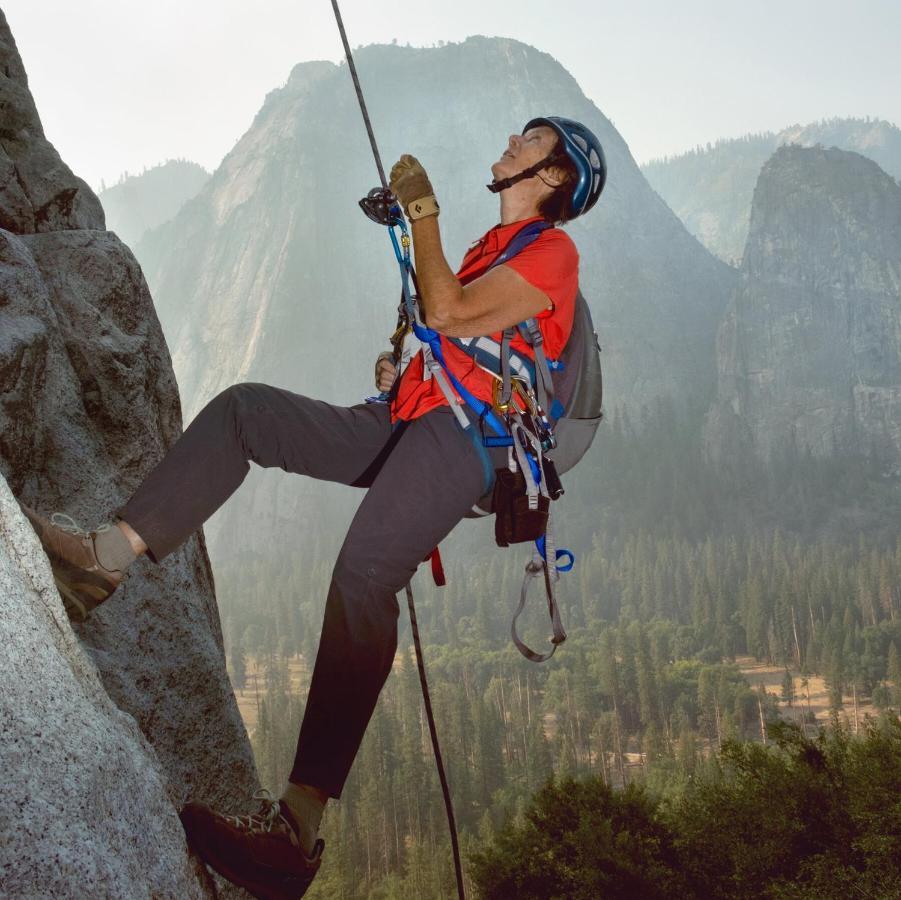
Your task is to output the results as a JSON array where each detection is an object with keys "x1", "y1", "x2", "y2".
[{"x1": 410, "y1": 215, "x2": 550, "y2": 337}]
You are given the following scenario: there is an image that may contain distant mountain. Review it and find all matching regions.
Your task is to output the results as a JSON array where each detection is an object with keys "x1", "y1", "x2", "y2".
[
  {"x1": 642, "y1": 117, "x2": 901, "y2": 265},
  {"x1": 704, "y1": 145, "x2": 901, "y2": 468},
  {"x1": 99, "y1": 159, "x2": 209, "y2": 248}
]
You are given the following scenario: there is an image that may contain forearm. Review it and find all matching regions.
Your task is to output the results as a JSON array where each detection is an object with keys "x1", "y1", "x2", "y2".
[
  {"x1": 410, "y1": 216, "x2": 462, "y2": 330},
  {"x1": 391, "y1": 154, "x2": 550, "y2": 335}
]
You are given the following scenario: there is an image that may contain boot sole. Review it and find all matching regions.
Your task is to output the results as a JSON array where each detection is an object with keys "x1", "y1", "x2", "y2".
[
  {"x1": 54, "y1": 575, "x2": 89, "y2": 623},
  {"x1": 51, "y1": 560, "x2": 118, "y2": 622},
  {"x1": 196, "y1": 852, "x2": 315, "y2": 900}
]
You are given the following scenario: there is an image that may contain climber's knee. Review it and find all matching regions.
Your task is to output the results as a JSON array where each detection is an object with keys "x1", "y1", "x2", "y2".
[{"x1": 329, "y1": 552, "x2": 404, "y2": 645}]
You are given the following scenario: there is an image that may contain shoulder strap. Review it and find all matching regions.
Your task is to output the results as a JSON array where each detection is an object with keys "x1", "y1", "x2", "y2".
[
  {"x1": 490, "y1": 221, "x2": 559, "y2": 420},
  {"x1": 485, "y1": 220, "x2": 553, "y2": 274}
]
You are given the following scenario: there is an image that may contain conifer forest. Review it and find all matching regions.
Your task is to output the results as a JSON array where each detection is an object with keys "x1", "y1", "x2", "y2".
[{"x1": 217, "y1": 402, "x2": 901, "y2": 898}]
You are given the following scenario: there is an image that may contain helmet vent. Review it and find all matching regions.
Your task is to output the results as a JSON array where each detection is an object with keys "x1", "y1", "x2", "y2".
[
  {"x1": 572, "y1": 134, "x2": 589, "y2": 153},
  {"x1": 590, "y1": 149, "x2": 601, "y2": 168}
]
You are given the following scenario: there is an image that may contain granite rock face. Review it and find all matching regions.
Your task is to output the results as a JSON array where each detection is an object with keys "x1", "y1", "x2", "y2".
[
  {"x1": 0, "y1": 476, "x2": 207, "y2": 898},
  {"x1": 0, "y1": 14, "x2": 105, "y2": 233},
  {"x1": 0, "y1": 10, "x2": 257, "y2": 896},
  {"x1": 704, "y1": 145, "x2": 901, "y2": 466}
]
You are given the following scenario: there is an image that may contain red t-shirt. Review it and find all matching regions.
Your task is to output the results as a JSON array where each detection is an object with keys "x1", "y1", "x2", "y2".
[{"x1": 390, "y1": 216, "x2": 579, "y2": 422}]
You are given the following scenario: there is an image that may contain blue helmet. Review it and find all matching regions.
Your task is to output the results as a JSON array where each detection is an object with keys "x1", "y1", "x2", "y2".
[{"x1": 523, "y1": 116, "x2": 607, "y2": 220}]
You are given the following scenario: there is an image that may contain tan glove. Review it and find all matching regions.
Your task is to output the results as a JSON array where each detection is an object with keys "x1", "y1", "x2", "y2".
[{"x1": 389, "y1": 154, "x2": 440, "y2": 220}]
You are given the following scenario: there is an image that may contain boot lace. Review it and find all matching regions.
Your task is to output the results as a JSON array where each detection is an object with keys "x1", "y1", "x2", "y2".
[
  {"x1": 50, "y1": 513, "x2": 112, "y2": 538},
  {"x1": 223, "y1": 789, "x2": 299, "y2": 842}
]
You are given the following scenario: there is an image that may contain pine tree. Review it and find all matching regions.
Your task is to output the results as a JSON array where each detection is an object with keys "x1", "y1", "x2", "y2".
[
  {"x1": 780, "y1": 669, "x2": 795, "y2": 708},
  {"x1": 888, "y1": 642, "x2": 901, "y2": 706}
]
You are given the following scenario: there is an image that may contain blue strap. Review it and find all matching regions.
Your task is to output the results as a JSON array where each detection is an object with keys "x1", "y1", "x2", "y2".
[
  {"x1": 412, "y1": 320, "x2": 512, "y2": 441},
  {"x1": 445, "y1": 336, "x2": 537, "y2": 386},
  {"x1": 526, "y1": 451, "x2": 542, "y2": 485},
  {"x1": 484, "y1": 221, "x2": 553, "y2": 274},
  {"x1": 535, "y1": 535, "x2": 575, "y2": 573}
]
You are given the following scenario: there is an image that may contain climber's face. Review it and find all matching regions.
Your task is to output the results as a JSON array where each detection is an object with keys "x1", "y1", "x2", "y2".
[{"x1": 491, "y1": 125, "x2": 559, "y2": 181}]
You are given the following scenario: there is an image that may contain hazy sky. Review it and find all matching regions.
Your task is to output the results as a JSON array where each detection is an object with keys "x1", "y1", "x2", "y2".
[{"x1": 4, "y1": 0, "x2": 899, "y2": 190}]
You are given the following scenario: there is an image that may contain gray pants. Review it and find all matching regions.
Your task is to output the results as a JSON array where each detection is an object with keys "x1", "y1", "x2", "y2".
[{"x1": 118, "y1": 383, "x2": 497, "y2": 797}]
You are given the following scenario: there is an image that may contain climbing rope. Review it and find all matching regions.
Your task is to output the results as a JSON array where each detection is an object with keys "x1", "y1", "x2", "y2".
[
  {"x1": 329, "y1": 0, "x2": 388, "y2": 190},
  {"x1": 328, "y1": 3, "x2": 466, "y2": 897},
  {"x1": 405, "y1": 585, "x2": 466, "y2": 900}
]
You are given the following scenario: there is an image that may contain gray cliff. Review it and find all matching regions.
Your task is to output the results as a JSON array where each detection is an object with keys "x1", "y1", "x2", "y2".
[
  {"x1": 0, "y1": 478, "x2": 207, "y2": 897},
  {"x1": 704, "y1": 145, "x2": 901, "y2": 467},
  {"x1": 0, "y1": 17, "x2": 104, "y2": 234},
  {"x1": 0, "y1": 12, "x2": 257, "y2": 896},
  {"x1": 99, "y1": 159, "x2": 211, "y2": 248},
  {"x1": 642, "y1": 117, "x2": 901, "y2": 265}
]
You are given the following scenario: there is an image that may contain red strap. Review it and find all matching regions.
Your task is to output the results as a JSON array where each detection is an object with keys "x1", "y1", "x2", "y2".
[{"x1": 424, "y1": 547, "x2": 446, "y2": 587}]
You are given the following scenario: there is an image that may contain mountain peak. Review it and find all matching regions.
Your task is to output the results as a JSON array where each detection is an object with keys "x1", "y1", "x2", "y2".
[
  {"x1": 746, "y1": 143, "x2": 901, "y2": 275},
  {"x1": 285, "y1": 58, "x2": 339, "y2": 89},
  {"x1": 705, "y1": 144, "x2": 901, "y2": 465}
]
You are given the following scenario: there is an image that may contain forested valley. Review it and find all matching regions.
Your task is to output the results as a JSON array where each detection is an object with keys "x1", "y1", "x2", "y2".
[{"x1": 216, "y1": 400, "x2": 901, "y2": 898}]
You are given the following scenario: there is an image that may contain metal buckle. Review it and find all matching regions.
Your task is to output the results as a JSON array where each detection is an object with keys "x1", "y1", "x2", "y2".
[
  {"x1": 390, "y1": 320, "x2": 409, "y2": 346},
  {"x1": 492, "y1": 376, "x2": 536, "y2": 414}
]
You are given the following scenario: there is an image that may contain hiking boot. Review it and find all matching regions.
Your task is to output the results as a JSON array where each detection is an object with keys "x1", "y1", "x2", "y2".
[
  {"x1": 179, "y1": 789, "x2": 323, "y2": 900},
  {"x1": 18, "y1": 504, "x2": 123, "y2": 623}
]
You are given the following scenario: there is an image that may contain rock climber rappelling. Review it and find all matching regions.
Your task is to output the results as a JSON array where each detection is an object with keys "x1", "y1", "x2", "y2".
[{"x1": 21, "y1": 113, "x2": 606, "y2": 899}]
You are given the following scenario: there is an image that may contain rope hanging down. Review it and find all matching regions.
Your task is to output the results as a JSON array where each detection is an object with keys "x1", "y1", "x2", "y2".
[
  {"x1": 328, "y1": 3, "x2": 466, "y2": 898},
  {"x1": 406, "y1": 585, "x2": 466, "y2": 900}
]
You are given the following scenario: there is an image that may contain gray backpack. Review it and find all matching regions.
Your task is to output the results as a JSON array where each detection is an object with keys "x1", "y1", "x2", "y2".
[{"x1": 546, "y1": 289, "x2": 604, "y2": 475}]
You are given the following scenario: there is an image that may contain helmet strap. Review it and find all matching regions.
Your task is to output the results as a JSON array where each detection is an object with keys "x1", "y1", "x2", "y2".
[{"x1": 486, "y1": 151, "x2": 563, "y2": 194}]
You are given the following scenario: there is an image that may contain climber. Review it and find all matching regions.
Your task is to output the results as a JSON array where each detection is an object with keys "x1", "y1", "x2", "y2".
[{"x1": 21, "y1": 116, "x2": 606, "y2": 900}]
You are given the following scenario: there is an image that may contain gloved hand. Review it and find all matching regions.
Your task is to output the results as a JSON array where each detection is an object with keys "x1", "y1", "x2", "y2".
[{"x1": 389, "y1": 155, "x2": 440, "y2": 220}]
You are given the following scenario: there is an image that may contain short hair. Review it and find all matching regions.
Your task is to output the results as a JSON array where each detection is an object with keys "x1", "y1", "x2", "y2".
[{"x1": 538, "y1": 141, "x2": 580, "y2": 225}]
